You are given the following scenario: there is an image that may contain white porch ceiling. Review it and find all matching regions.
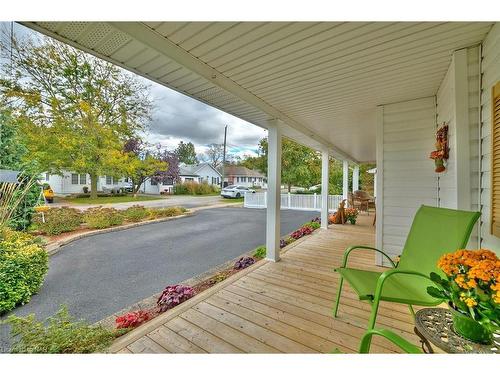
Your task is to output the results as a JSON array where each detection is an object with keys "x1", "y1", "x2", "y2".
[{"x1": 23, "y1": 22, "x2": 494, "y2": 162}]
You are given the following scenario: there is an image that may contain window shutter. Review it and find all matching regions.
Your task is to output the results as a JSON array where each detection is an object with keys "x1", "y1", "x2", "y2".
[{"x1": 491, "y1": 81, "x2": 500, "y2": 237}]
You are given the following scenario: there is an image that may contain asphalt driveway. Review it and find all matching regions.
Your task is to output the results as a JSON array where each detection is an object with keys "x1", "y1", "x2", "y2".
[{"x1": 0, "y1": 207, "x2": 317, "y2": 352}]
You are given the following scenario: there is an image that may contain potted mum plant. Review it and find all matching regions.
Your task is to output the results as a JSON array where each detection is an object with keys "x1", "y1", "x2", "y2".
[
  {"x1": 427, "y1": 249, "x2": 499, "y2": 344},
  {"x1": 344, "y1": 207, "x2": 359, "y2": 224}
]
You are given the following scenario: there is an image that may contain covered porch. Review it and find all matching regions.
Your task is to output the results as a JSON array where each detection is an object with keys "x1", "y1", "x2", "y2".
[
  {"x1": 109, "y1": 214, "x2": 425, "y2": 354},
  {"x1": 23, "y1": 21, "x2": 500, "y2": 353}
]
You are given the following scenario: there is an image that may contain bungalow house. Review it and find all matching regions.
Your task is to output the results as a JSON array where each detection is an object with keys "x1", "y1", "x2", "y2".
[
  {"x1": 40, "y1": 171, "x2": 129, "y2": 195},
  {"x1": 223, "y1": 165, "x2": 266, "y2": 188},
  {"x1": 140, "y1": 162, "x2": 221, "y2": 194},
  {"x1": 26, "y1": 21, "x2": 500, "y2": 353}
]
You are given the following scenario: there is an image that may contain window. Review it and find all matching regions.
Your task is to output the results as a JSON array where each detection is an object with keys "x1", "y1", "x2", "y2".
[
  {"x1": 151, "y1": 179, "x2": 158, "y2": 186},
  {"x1": 162, "y1": 177, "x2": 173, "y2": 185},
  {"x1": 45, "y1": 173, "x2": 50, "y2": 181},
  {"x1": 491, "y1": 81, "x2": 500, "y2": 237},
  {"x1": 106, "y1": 175, "x2": 117, "y2": 185},
  {"x1": 71, "y1": 173, "x2": 79, "y2": 184},
  {"x1": 79, "y1": 174, "x2": 86, "y2": 185}
]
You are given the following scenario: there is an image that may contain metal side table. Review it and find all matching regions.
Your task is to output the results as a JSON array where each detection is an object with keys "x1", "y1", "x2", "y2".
[{"x1": 414, "y1": 308, "x2": 499, "y2": 354}]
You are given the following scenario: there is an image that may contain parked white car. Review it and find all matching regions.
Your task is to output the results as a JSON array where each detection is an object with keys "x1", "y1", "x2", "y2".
[{"x1": 221, "y1": 185, "x2": 255, "y2": 198}]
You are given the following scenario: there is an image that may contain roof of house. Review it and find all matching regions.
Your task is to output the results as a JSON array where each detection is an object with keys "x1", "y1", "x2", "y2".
[
  {"x1": 224, "y1": 165, "x2": 265, "y2": 178},
  {"x1": 179, "y1": 163, "x2": 222, "y2": 177}
]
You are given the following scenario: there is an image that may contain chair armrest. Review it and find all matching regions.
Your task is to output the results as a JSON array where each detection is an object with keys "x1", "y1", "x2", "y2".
[
  {"x1": 359, "y1": 328, "x2": 423, "y2": 354},
  {"x1": 373, "y1": 269, "x2": 438, "y2": 303},
  {"x1": 340, "y1": 245, "x2": 397, "y2": 268}
]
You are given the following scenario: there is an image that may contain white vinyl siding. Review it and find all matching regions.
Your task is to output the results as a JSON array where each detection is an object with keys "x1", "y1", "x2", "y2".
[
  {"x1": 436, "y1": 61, "x2": 456, "y2": 209},
  {"x1": 377, "y1": 97, "x2": 438, "y2": 265},
  {"x1": 480, "y1": 23, "x2": 500, "y2": 251}
]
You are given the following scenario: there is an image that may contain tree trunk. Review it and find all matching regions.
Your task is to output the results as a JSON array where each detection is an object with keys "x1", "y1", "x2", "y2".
[
  {"x1": 90, "y1": 173, "x2": 98, "y2": 199},
  {"x1": 288, "y1": 183, "x2": 292, "y2": 193}
]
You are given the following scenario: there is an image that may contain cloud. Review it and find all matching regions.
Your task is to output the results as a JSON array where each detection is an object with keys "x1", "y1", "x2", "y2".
[{"x1": 145, "y1": 81, "x2": 267, "y2": 155}]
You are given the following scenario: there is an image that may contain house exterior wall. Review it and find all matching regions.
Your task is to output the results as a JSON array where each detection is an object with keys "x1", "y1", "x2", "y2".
[
  {"x1": 41, "y1": 171, "x2": 127, "y2": 195},
  {"x1": 480, "y1": 23, "x2": 500, "y2": 250},
  {"x1": 376, "y1": 97, "x2": 438, "y2": 265},
  {"x1": 226, "y1": 175, "x2": 266, "y2": 188},
  {"x1": 435, "y1": 46, "x2": 481, "y2": 247},
  {"x1": 195, "y1": 164, "x2": 221, "y2": 185}
]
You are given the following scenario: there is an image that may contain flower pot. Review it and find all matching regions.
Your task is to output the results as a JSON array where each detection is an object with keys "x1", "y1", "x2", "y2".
[{"x1": 449, "y1": 305, "x2": 492, "y2": 344}]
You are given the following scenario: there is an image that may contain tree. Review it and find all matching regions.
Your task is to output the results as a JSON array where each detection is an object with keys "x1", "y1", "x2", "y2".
[
  {"x1": 122, "y1": 138, "x2": 167, "y2": 197},
  {"x1": 0, "y1": 110, "x2": 40, "y2": 230},
  {"x1": 152, "y1": 146, "x2": 180, "y2": 186},
  {"x1": 175, "y1": 141, "x2": 198, "y2": 165},
  {"x1": 254, "y1": 137, "x2": 321, "y2": 192},
  {"x1": 203, "y1": 143, "x2": 224, "y2": 169},
  {"x1": 0, "y1": 34, "x2": 152, "y2": 198}
]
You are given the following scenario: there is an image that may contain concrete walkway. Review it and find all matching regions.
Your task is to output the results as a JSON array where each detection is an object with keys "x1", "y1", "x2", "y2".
[{"x1": 52, "y1": 195, "x2": 228, "y2": 211}]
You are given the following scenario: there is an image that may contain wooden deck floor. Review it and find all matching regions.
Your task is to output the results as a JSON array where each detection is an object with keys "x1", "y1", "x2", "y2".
[{"x1": 109, "y1": 214, "x2": 422, "y2": 354}]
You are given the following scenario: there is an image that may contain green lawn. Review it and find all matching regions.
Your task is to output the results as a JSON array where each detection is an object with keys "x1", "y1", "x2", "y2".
[
  {"x1": 57, "y1": 195, "x2": 164, "y2": 205},
  {"x1": 220, "y1": 197, "x2": 244, "y2": 203}
]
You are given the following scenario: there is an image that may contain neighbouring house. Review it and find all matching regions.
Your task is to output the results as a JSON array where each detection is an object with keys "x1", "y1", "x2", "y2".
[
  {"x1": 179, "y1": 163, "x2": 222, "y2": 185},
  {"x1": 140, "y1": 162, "x2": 222, "y2": 195},
  {"x1": 40, "y1": 171, "x2": 130, "y2": 195},
  {"x1": 223, "y1": 165, "x2": 266, "y2": 188}
]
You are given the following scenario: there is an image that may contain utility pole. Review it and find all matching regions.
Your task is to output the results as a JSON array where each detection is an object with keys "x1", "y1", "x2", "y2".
[{"x1": 221, "y1": 125, "x2": 228, "y2": 189}]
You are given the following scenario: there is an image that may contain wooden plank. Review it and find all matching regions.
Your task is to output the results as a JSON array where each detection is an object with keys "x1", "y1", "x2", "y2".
[
  {"x1": 147, "y1": 326, "x2": 207, "y2": 353},
  {"x1": 193, "y1": 300, "x2": 316, "y2": 353},
  {"x1": 126, "y1": 336, "x2": 170, "y2": 353},
  {"x1": 165, "y1": 317, "x2": 243, "y2": 353},
  {"x1": 179, "y1": 308, "x2": 281, "y2": 353}
]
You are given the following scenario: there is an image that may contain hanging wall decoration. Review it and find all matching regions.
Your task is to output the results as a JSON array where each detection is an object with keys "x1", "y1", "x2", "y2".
[{"x1": 429, "y1": 123, "x2": 449, "y2": 173}]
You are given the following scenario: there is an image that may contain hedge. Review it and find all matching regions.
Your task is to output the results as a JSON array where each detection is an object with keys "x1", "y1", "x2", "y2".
[{"x1": 0, "y1": 229, "x2": 48, "y2": 314}]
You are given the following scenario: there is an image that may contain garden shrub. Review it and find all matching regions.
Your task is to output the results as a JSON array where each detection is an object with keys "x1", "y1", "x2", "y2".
[
  {"x1": 157, "y1": 285, "x2": 195, "y2": 312},
  {"x1": 0, "y1": 229, "x2": 48, "y2": 314},
  {"x1": 115, "y1": 310, "x2": 152, "y2": 329},
  {"x1": 147, "y1": 206, "x2": 187, "y2": 219},
  {"x1": 123, "y1": 205, "x2": 149, "y2": 222},
  {"x1": 290, "y1": 226, "x2": 314, "y2": 240},
  {"x1": 31, "y1": 207, "x2": 82, "y2": 235},
  {"x1": 234, "y1": 256, "x2": 255, "y2": 270},
  {"x1": 173, "y1": 181, "x2": 219, "y2": 195},
  {"x1": 83, "y1": 207, "x2": 124, "y2": 229},
  {"x1": 302, "y1": 221, "x2": 321, "y2": 230},
  {"x1": 253, "y1": 245, "x2": 266, "y2": 259},
  {"x1": 3, "y1": 305, "x2": 114, "y2": 353}
]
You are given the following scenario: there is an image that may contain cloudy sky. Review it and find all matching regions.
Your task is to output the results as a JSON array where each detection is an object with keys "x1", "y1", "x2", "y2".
[{"x1": 3, "y1": 22, "x2": 267, "y2": 160}]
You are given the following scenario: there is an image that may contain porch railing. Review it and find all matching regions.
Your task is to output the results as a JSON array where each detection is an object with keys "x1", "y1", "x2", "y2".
[{"x1": 244, "y1": 192, "x2": 343, "y2": 212}]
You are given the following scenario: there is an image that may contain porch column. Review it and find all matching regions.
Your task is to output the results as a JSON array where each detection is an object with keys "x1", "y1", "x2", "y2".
[
  {"x1": 266, "y1": 121, "x2": 282, "y2": 262},
  {"x1": 342, "y1": 160, "x2": 349, "y2": 202},
  {"x1": 321, "y1": 149, "x2": 330, "y2": 229},
  {"x1": 353, "y1": 165, "x2": 359, "y2": 192}
]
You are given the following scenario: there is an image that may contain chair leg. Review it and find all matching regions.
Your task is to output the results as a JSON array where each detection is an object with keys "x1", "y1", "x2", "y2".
[
  {"x1": 367, "y1": 297, "x2": 380, "y2": 330},
  {"x1": 333, "y1": 276, "x2": 344, "y2": 318},
  {"x1": 408, "y1": 304, "x2": 415, "y2": 318}
]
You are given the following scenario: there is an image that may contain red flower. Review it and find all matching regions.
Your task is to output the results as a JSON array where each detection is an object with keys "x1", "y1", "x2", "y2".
[{"x1": 115, "y1": 310, "x2": 152, "y2": 329}]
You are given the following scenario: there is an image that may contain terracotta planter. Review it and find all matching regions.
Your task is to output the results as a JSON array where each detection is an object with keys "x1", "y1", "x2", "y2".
[{"x1": 449, "y1": 304, "x2": 492, "y2": 344}]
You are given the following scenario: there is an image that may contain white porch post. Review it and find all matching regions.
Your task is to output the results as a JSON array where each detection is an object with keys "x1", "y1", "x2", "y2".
[
  {"x1": 321, "y1": 150, "x2": 330, "y2": 229},
  {"x1": 266, "y1": 121, "x2": 282, "y2": 262},
  {"x1": 342, "y1": 160, "x2": 349, "y2": 202},
  {"x1": 353, "y1": 165, "x2": 359, "y2": 192}
]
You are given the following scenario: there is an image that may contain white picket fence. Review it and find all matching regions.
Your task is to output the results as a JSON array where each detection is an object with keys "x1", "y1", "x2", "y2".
[{"x1": 244, "y1": 192, "x2": 343, "y2": 212}]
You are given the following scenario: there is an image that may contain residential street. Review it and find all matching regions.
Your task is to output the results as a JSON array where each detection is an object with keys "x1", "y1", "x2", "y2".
[{"x1": 0, "y1": 207, "x2": 317, "y2": 352}]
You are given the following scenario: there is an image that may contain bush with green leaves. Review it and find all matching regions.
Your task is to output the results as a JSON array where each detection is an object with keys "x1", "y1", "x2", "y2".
[
  {"x1": 253, "y1": 245, "x2": 266, "y2": 259},
  {"x1": 31, "y1": 207, "x2": 83, "y2": 235},
  {"x1": 0, "y1": 229, "x2": 48, "y2": 313},
  {"x1": 302, "y1": 221, "x2": 321, "y2": 230},
  {"x1": 83, "y1": 207, "x2": 124, "y2": 229},
  {"x1": 123, "y1": 205, "x2": 149, "y2": 222},
  {"x1": 147, "y1": 206, "x2": 187, "y2": 219},
  {"x1": 174, "y1": 181, "x2": 219, "y2": 195},
  {"x1": 2, "y1": 305, "x2": 114, "y2": 353}
]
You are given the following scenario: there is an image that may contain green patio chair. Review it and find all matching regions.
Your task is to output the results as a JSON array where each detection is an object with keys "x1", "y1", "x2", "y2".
[
  {"x1": 331, "y1": 328, "x2": 423, "y2": 353},
  {"x1": 333, "y1": 205, "x2": 480, "y2": 332}
]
